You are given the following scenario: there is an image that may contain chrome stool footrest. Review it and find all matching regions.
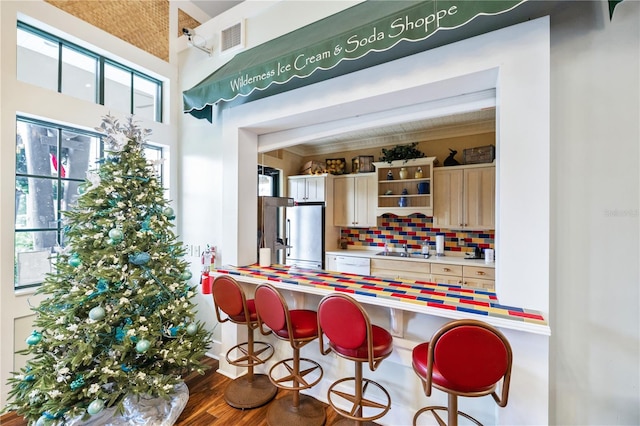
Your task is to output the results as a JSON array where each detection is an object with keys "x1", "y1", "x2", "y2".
[
  {"x1": 225, "y1": 340, "x2": 274, "y2": 368},
  {"x1": 413, "y1": 406, "x2": 482, "y2": 426},
  {"x1": 328, "y1": 376, "x2": 391, "y2": 422},
  {"x1": 268, "y1": 357, "x2": 323, "y2": 391}
]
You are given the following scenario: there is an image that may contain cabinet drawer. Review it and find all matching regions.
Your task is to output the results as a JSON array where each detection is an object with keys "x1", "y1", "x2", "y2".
[
  {"x1": 371, "y1": 259, "x2": 430, "y2": 274},
  {"x1": 430, "y1": 263, "x2": 462, "y2": 276},
  {"x1": 462, "y1": 277, "x2": 495, "y2": 291},
  {"x1": 431, "y1": 274, "x2": 462, "y2": 285},
  {"x1": 463, "y1": 266, "x2": 495, "y2": 280}
]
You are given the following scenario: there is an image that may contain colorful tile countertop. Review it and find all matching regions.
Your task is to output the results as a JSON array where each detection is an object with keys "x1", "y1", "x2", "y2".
[{"x1": 214, "y1": 264, "x2": 549, "y2": 334}]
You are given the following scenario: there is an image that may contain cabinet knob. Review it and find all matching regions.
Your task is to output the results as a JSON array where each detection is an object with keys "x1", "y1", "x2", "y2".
[
  {"x1": 477, "y1": 271, "x2": 485, "y2": 275},
  {"x1": 444, "y1": 267, "x2": 451, "y2": 272}
]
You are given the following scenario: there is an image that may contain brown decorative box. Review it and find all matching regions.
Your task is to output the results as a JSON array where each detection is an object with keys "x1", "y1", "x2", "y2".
[
  {"x1": 325, "y1": 158, "x2": 346, "y2": 174},
  {"x1": 352, "y1": 155, "x2": 375, "y2": 173},
  {"x1": 464, "y1": 145, "x2": 495, "y2": 164}
]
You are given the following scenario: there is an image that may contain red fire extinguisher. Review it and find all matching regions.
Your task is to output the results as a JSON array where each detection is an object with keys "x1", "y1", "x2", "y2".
[{"x1": 200, "y1": 245, "x2": 215, "y2": 294}]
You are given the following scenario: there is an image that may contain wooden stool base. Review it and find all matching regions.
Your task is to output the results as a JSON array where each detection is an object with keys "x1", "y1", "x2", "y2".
[
  {"x1": 266, "y1": 393, "x2": 326, "y2": 426},
  {"x1": 224, "y1": 373, "x2": 277, "y2": 409}
]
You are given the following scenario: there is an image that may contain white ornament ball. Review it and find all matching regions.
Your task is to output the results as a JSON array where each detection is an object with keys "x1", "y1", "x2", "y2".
[
  {"x1": 163, "y1": 207, "x2": 174, "y2": 218},
  {"x1": 89, "y1": 306, "x2": 105, "y2": 321},
  {"x1": 108, "y1": 228, "x2": 123, "y2": 241},
  {"x1": 87, "y1": 399, "x2": 105, "y2": 415},
  {"x1": 186, "y1": 323, "x2": 198, "y2": 335}
]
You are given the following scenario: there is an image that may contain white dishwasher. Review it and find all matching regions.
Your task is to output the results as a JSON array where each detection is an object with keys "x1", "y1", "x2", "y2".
[{"x1": 334, "y1": 256, "x2": 370, "y2": 275}]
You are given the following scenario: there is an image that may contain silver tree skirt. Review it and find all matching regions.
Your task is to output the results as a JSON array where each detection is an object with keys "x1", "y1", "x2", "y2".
[{"x1": 63, "y1": 382, "x2": 189, "y2": 426}]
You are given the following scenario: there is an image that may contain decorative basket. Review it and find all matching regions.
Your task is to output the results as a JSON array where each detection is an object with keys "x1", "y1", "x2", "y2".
[
  {"x1": 325, "y1": 158, "x2": 346, "y2": 174},
  {"x1": 463, "y1": 145, "x2": 495, "y2": 164}
]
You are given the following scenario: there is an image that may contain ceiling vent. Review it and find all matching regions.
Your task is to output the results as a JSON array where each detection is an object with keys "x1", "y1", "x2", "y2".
[{"x1": 220, "y1": 22, "x2": 243, "y2": 53}]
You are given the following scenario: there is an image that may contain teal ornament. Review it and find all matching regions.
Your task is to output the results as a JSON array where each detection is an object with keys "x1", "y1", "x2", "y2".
[
  {"x1": 108, "y1": 228, "x2": 123, "y2": 242},
  {"x1": 163, "y1": 207, "x2": 175, "y2": 218},
  {"x1": 186, "y1": 323, "x2": 198, "y2": 335},
  {"x1": 70, "y1": 375, "x2": 85, "y2": 390},
  {"x1": 121, "y1": 364, "x2": 132, "y2": 372},
  {"x1": 136, "y1": 339, "x2": 151, "y2": 353},
  {"x1": 180, "y1": 270, "x2": 192, "y2": 281},
  {"x1": 35, "y1": 415, "x2": 53, "y2": 426},
  {"x1": 77, "y1": 186, "x2": 85, "y2": 195},
  {"x1": 26, "y1": 330, "x2": 42, "y2": 345},
  {"x1": 89, "y1": 306, "x2": 106, "y2": 321},
  {"x1": 24, "y1": 374, "x2": 35, "y2": 382},
  {"x1": 87, "y1": 399, "x2": 105, "y2": 415},
  {"x1": 129, "y1": 252, "x2": 150, "y2": 265},
  {"x1": 68, "y1": 255, "x2": 81, "y2": 267}
]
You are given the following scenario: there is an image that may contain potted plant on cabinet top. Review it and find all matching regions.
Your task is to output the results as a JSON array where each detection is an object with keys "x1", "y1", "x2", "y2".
[{"x1": 379, "y1": 142, "x2": 426, "y2": 164}]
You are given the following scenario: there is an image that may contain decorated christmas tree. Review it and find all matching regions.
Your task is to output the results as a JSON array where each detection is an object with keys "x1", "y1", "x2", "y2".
[{"x1": 5, "y1": 115, "x2": 211, "y2": 425}]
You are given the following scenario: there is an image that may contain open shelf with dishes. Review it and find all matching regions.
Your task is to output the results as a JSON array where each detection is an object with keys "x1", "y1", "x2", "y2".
[{"x1": 373, "y1": 157, "x2": 436, "y2": 216}]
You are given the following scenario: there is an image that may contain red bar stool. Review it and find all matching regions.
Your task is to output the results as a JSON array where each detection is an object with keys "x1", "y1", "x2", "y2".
[
  {"x1": 254, "y1": 283, "x2": 326, "y2": 426},
  {"x1": 412, "y1": 319, "x2": 513, "y2": 426},
  {"x1": 317, "y1": 293, "x2": 393, "y2": 425},
  {"x1": 211, "y1": 276, "x2": 277, "y2": 409}
]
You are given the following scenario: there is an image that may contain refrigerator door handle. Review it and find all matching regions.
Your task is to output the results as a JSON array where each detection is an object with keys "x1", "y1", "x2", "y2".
[{"x1": 286, "y1": 219, "x2": 291, "y2": 256}]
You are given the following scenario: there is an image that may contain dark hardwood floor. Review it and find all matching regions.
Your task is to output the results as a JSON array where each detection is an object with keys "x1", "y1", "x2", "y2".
[{"x1": 1, "y1": 357, "x2": 343, "y2": 425}]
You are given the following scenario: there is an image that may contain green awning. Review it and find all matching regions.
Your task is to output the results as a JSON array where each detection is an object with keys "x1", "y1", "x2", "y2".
[{"x1": 183, "y1": 0, "x2": 532, "y2": 121}]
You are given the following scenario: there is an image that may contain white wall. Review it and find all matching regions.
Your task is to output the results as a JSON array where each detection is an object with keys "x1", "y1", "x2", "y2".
[{"x1": 549, "y1": 2, "x2": 639, "y2": 423}]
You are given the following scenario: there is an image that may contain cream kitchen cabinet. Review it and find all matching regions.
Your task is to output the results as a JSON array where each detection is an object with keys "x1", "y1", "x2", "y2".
[
  {"x1": 333, "y1": 173, "x2": 377, "y2": 227},
  {"x1": 370, "y1": 258, "x2": 431, "y2": 281},
  {"x1": 433, "y1": 164, "x2": 495, "y2": 230},
  {"x1": 288, "y1": 175, "x2": 327, "y2": 202},
  {"x1": 430, "y1": 263, "x2": 495, "y2": 291},
  {"x1": 462, "y1": 265, "x2": 495, "y2": 290}
]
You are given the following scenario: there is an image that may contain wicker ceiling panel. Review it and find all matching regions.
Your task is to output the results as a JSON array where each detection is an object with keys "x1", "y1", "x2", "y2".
[{"x1": 46, "y1": 0, "x2": 171, "y2": 61}]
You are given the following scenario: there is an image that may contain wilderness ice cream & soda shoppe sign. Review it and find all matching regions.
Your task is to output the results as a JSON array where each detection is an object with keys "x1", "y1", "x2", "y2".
[
  {"x1": 183, "y1": 0, "x2": 529, "y2": 118},
  {"x1": 231, "y1": 3, "x2": 473, "y2": 91}
]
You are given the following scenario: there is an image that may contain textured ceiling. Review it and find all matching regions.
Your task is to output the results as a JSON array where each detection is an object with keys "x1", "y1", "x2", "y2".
[{"x1": 46, "y1": 0, "x2": 203, "y2": 61}]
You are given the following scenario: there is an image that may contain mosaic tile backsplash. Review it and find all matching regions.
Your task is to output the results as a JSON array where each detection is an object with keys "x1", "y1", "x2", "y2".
[{"x1": 341, "y1": 214, "x2": 494, "y2": 254}]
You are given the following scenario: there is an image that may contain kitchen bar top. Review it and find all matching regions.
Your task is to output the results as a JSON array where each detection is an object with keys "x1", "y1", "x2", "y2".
[{"x1": 213, "y1": 264, "x2": 549, "y2": 335}]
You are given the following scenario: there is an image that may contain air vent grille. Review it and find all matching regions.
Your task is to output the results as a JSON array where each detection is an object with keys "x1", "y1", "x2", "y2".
[{"x1": 221, "y1": 22, "x2": 242, "y2": 52}]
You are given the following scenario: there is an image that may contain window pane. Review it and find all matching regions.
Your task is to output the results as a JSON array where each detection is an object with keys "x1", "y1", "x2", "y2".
[
  {"x1": 61, "y1": 46, "x2": 97, "y2": 102},
  {"x1": 16, "y1": 120, "x2": 58, "y2": 177},
  {"x1": 17, "y1": 28, "x2": 58, "y2": 91},
  {"x1": 61, "y1": 130, "x2": 100, "y2": 180},
  {"x1": 15, "y1": 177, "x2": 58, "y2": 230},
  {"x1": 133, "y1": 75, "x2": 159, "y2": 121},
  {"x1": 259, "y1": 174, "x2": 273, "y2": 196},
  {"x1": 143, "y1": 145, "x2": 163, "y2": 182},
  {"x1": 15, "y1": 231, "x2": 57, "y2": 288},
  {"x1": 104, "y1": 63, "x2": 131, "y2": 113}
]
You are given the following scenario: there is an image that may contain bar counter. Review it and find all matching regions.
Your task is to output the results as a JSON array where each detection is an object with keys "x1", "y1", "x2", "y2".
[
  {"x1": 213, "y1": 264, "x2": 549, "y2": 335},
  {"x1": 211, "y1": 264, "x2": 550, "y2": 425}
]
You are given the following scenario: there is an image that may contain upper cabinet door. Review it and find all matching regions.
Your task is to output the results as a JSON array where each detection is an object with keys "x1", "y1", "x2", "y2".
[
  {"x1": 333, "y1": 176, "x2": 354, "y2": 227},
  {"x1": 288, "y1": 176, "x2": 326, "y2": 202},
  {"x1": 433, "y1": 168, "x2": 464, "y2": 228},
  {"x1": 353, "y1": 174, "x2": 377, "y2": 227},
  {"x1": 463, "y1": 166, "x2": 495, "y2": 229},
  {"x1": 433, "y1": 164, "x2": 495, "y2": 230},
  {"x1": 305, "y1": 176, "x2": 326, "y2": 202}
]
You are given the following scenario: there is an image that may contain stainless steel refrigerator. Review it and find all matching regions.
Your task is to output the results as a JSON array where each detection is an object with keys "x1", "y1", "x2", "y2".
[{"x1": 285, "y1": 202, "x2": 325, "y2": 270}]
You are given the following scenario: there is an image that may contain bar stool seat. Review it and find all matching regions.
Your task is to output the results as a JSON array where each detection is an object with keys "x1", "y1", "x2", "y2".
[
  {"x1": 255, "y1": 283, "x2": 325, "y2": 426},
  {"x1": 318, "y1": 293, "x2": 393, "y2": 425},
  {"x1": 212, "y1": 276, "x2": 277, "y2": 409},
  {"x1": 411, "y1": 319, "x2": 512, "y2": 426}
]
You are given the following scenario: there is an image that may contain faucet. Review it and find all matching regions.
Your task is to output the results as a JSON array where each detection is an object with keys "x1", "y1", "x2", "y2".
[{"x1": 402, "y1": 244, "x2": 408, "y2": 257}]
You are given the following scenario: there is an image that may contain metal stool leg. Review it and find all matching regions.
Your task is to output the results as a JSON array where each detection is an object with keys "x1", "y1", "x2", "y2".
[
  {"x1": 224, "y1": 326, "x2": 277, "y2": 409},
  {"x1": 266, "y1": 347, "x2": 326, "y2": 426}
]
